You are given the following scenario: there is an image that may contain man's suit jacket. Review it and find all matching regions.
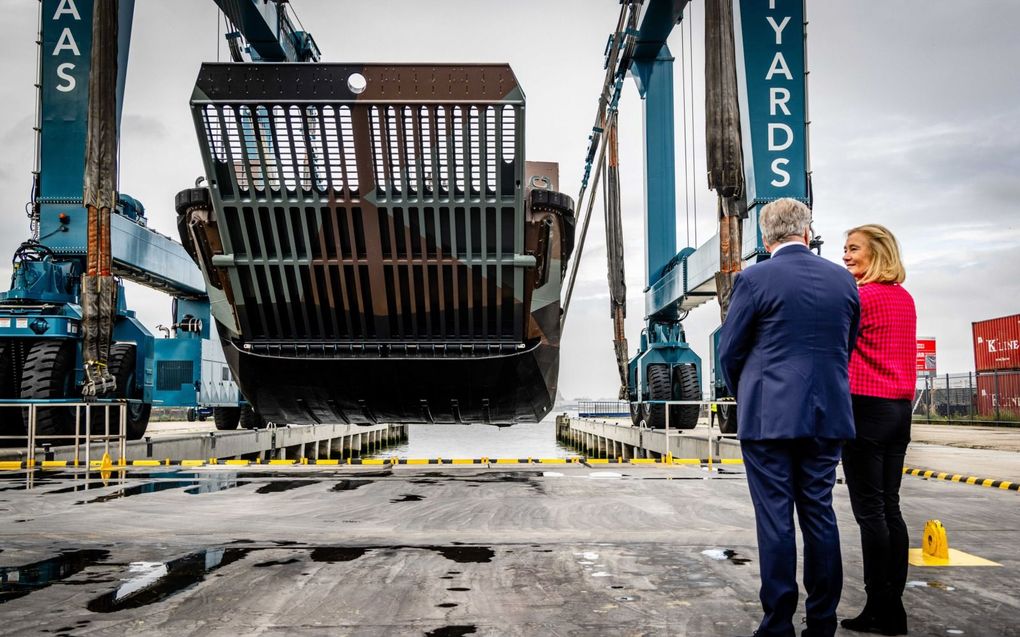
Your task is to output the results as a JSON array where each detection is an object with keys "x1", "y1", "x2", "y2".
[{"x1": 719, "y1": 243, "x2": 860, "y2": 441}]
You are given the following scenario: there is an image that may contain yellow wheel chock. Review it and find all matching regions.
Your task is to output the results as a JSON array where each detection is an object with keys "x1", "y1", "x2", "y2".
[{"x1": 922, "y1": 519, "x2": 949, "y2": 560}]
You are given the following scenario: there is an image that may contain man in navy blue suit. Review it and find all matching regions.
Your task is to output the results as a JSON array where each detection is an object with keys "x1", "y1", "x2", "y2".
[{"x1": 719, "y1": 198, "x2": 860, "y2": 637}]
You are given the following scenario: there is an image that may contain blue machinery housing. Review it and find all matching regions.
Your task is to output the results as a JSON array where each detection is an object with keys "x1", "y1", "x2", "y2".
[
  {"x1": 625, "y1": 0, "x2": 809, "y2": 424},
  {"x1": 0, "y1": 0, "x2": 318, "y2": 440}
]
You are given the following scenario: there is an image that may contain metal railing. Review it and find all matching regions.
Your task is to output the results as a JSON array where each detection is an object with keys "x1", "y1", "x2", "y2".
[
  {"x1": 0, "y1": 400, "x2": 129, "y2": 469},
  {"x1": 914, "y1": 370, "x2": 1020, "y2": 424}
]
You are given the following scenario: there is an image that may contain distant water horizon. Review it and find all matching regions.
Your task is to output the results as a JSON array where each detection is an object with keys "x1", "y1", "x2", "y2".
[{"x1": 366, "y1": 413, "x2": 578, "y2": 459}]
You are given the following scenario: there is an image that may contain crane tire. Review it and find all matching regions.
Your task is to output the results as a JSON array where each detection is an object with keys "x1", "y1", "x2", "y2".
[
  {"x1": 214, "y1": 407, "x2": 241, "y2": 431},
  {"x1": 20, "y1": 340, "x2": 76, "y2": 437}
]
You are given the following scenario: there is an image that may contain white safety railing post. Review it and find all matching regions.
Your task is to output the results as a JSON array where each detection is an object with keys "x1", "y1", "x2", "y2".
[
  {"x1": 73, "y1": 405, "x2": 81, "y2": 467},
  {"x1": 103, "y1": 404, "x2": 110, "y2": 458},
  {"x1": 84, "y1": 406, "x2": 91, "y2": 474},
  {"x1": 120, "y1": 404, "x2": 127, "y2": 463},
  {"x1": 26, "y1": 403, "x2": 35, "y2": 469}
]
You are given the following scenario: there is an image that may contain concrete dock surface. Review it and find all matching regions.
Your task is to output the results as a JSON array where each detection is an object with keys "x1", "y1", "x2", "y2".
[{"x1": 0, "y1": 461, "x2": 1016, "y2": 636}]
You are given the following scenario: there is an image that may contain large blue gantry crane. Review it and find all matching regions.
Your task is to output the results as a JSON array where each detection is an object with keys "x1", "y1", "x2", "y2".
[
  {"x1": 0, "y1": 0, "x2": 318, "y2": 442},
  {"x1": 564, "y1": 0, "x2": 811, "y2": 430}
]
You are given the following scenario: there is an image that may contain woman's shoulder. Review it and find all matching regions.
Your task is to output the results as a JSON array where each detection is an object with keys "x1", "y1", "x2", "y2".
[{"x1": 859, "y1": 282, "x2": 915, "y2": 309}]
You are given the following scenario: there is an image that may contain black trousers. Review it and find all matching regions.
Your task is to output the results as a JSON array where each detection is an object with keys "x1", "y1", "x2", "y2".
[{"x1": 842, "y1": 394, "x2": 912, "y2": 608}]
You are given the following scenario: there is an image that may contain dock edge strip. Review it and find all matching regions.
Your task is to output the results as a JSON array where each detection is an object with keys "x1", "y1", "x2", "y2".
[{"x1": 902, "y1": 466, "x2": 1018, "y2": 492}]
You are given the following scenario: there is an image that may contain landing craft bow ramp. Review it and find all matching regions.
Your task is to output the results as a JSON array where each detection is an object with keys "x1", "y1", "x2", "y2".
[{"x1": 178, "y1": 63, "x2": 576, "y2": 427}]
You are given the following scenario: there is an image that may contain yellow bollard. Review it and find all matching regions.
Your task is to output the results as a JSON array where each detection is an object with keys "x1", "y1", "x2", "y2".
[
  {"x1": 922, "y1": 519, "x2": 949, "y2": 560},
  {"x1": 99, "y1": 452, "x2": 112, "y2": 471}
]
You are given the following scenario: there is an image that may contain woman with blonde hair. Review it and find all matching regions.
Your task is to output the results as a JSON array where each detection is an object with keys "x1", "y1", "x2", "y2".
[{"x1": 840, "y1": 224, "x2": 916, "y2": 635}]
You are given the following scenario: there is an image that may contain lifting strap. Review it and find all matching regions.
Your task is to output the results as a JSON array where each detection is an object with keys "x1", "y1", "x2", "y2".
[
  {"x1": 81, "y1": 0, "x2": 119, "y2": 397},
  {"x1": 603, "y1": 113, "x2": 629, "y2": 398},
  {"x1": 704, "y1": 0, "x2": 746, "y2": 322}
]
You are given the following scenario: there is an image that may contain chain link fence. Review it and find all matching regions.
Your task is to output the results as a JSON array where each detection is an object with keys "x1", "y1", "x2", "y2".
[{"x1": 914, "y1": 370, "x2": 1020, "y2": 424}]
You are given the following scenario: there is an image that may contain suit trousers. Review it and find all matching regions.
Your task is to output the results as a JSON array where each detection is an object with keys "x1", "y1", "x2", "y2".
[
  {"x1": 842, "y1": 395, "x2": 911, "y2": 610},
  {"x1": 742, "y1": 438, "x2": 844, "y2": 637}
]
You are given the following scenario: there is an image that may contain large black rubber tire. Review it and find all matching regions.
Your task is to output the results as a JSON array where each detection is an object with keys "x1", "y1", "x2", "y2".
[
  {"x1": 717, "y1": 403, "x2": 738, "y2": 435},
  {"x1": 107, "y1": 343, "x2": 151, "y2": 440},
  {"x1": 214, "y1": 407, "x2": 241, "y2": 431},
  {"x1": 20, "y1": 340, "x2": 76, "y2": 438},
  {"x1": 0, "y1": 342, "x2": 24, "y2": 443},
  {"x1": 239, "y1": 404, "x2": 264, "y2": 430},
  {"x1": 186, "y1": 408, "x2": 197, "y2": 422},
  {"x1": 642, "y1": 364, "x2": 673, "y2": 429},
  {"x1": 629, "y1": 400, "x2": 643, "y2": 426},
  {"x1": 670, "y1": 365, "x2": 701, "y2": 430},
  {"x1": 642, "y1": 364, "x2": 700, "y2": 430}
]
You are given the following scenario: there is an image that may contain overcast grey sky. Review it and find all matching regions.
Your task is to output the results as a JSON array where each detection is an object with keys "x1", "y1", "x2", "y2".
[{"x1": 0, "y1": 1, "x2": 1017, "y2": 400}]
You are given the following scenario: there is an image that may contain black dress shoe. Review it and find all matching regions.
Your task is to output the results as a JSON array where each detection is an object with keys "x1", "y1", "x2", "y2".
[{"x1": 840, "y1": 612, "x2": 907, "y2": 636}]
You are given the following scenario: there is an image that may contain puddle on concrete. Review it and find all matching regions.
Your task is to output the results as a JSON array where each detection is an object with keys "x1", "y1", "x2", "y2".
[
  {"x1": 906, "y1": 580, "x2": 956, "y2": 591},
  {"x1": 310, "y1": 547, "x2": 370, "y2": 563},
  {"x1": 432, "y1": 546, "x2": 493, "y2": 564},
  {"x1": 0, "y1": 550, "x2": 110, "y2": 604},
  {"x1": 74, "y1": 482, "x2": 192, "y2": 504},
  {"x1": 253, "y1": 558, "x2": 301, "y2": 568},
  {"x1": 331, "y1": 479, "x2": 373, "y2": 492},
  {"x1": 701, "y1": 548, "x2": 751, "y2": 565},
  {"x1": 389, "y1": 494, "x2": 425, "y2": 503},
  {"x1": 254, "y1": 481, "x2": 315, "y2": 495},
  {"x1": 87, "y1": 548, "x2": 250, "y2": 613},
  {"x1": 436, "y1": 602, "x2": 458, "y2": 608},
  {"x1": 425, "y1": 627, "x2": 476, "y2": 637}
]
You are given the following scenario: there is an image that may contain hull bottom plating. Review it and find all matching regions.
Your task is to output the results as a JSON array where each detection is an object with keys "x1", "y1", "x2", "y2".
[{"x1": 223, "y1": 337, "x2": 559, "y2": 426}]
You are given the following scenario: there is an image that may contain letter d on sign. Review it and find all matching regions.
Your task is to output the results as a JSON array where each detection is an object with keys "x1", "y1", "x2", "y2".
[{"x1": 768, "y1": 123, "x2": 793, "y2": 151}]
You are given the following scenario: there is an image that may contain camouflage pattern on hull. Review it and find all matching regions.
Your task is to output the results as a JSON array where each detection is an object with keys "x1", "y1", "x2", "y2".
[{"x1": 184, "y1": 64, "x2": 573, "y2": 425}]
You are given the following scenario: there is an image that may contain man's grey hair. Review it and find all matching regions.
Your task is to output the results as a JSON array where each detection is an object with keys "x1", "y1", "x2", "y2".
[{"x1": 759, "y1": 198, "x2": 812, "y2": 246}]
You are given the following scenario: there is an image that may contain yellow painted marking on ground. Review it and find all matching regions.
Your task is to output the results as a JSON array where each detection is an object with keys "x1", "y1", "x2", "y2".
[
  {"x1": 405, "y1": 459, "x2": 430, "y2": 465},
  {"x1": 181, "y1": 460, "x2": 205, "y2": 467},
  {"x1": 936, "y1": 472, "x2": 948, "y2": 480},
  {"x1": 42, "y1": 461, "x2": 68, "y2": 468},
  {"x1": 965, "y1": 476, "x2": 978, "y2": 485},
  {"x1": 951, "y1": 474, "x2": 963, "y2": 482},
  {"x1": 908, "y1": 548, "x2": 1000, "y2": 567},
  {"x1": 999, "y1": 481, "x2": 1013, "y2": 490},
  {"x1": 494, "y1": 459, "x2": 519, "y2": 464},
  {"x1": 630, "y1": 459, "x2": 658, "y2": 464},
  {"x1": 720, "y1": 458, "x2": 744, "y2": 465},
  {"x1": 269, "y1": 459, "x2": 296, "y2": 465},
  {"x1": 451, "y1": 459, "x2": 475, "y2": 465},
  {"x1": 671, "y1": 458, "x2": 700, "y2": 465},
  {"x1": 0, "y1": 461, "x2": 23, "y2": 470},
  {"x1": 131, "y1": 460, "x2": 162, "y2": 467},
  {"x1": 981, "y1": 479, "x2": 994, "y2": 487},
  {"x1": 360, "y1": 459, "x2": 386, "y2": 465},
  {"x1": 923, "y1": 470, "x2": 935, "y2": 478},
  {"x1": 224, "y1": 460, "x2": 250, "y2": 466},
  {"x1": 538, "y1": 458, "x2": 566, "y2": 464},
  {"x1": 315, "y1": 459, "x2": 340, "y2": 465},
  {"x1": 586, "y1": 459, "x2": 610, "y2": 464}
]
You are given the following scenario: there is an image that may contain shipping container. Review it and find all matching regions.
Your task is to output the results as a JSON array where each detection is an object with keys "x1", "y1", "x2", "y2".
[
  {"x1": 976, "y1": 371, "x2": 1020, "y2": 419},
  {"x1": 972, "y1": 313, "x2": 1020, "y2": 372}
]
